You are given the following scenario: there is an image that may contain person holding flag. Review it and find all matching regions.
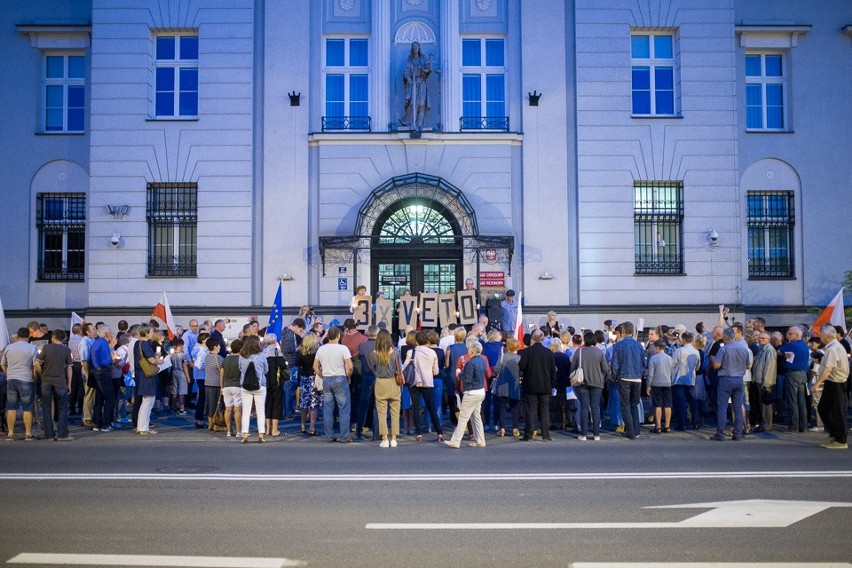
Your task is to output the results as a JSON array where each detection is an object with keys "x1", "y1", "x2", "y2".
[{"x1": 151, "y1": 292, "x2": 177, "y2": 340}]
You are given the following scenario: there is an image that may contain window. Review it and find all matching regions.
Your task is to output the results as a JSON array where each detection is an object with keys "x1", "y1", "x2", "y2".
[
  {"x1": 745, "y1": 53, "x2": 785, "y2": 130},
  {"x1": 154, "y1": 33, "x2": 198, "y2": 118},
  {"x1": 379, "y1": 203, "x2": 456, "y2": 245},
  {"x1": 323, "y1": 38, "x2": 369, "y2": 131},
  {"x1": 747, "y1": 191, "x2": 794, "y2": 278},
  {"x1": 43, "y1": 54, "x2": 85, "y2": 132},
  {"x1": 634, "y1": 181, "x2": 684, "y2": 275},
  {"x1": 36, "y1": 193, "x2": 85, "y2": 281},
  {"x1": 146, "y1": 183, "x2": 197, "y2": 276},
  {"x1": 461, "y1": 38, "x2": 507, "y2": 131},
  {"x1": 631, "y1": 33, "x2": 677, "y2": 116}
]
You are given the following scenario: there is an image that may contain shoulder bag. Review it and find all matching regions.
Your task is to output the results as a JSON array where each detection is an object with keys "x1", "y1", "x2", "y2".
[
  {"x1": 393, "y1": 351, "x2": 405, "y2": 387},
  {"x1": 137, "y1": 341, "x2": 160, "y2": 378},
  {"x1": 402, "y1": 349, "x2": 417, "y2": 387},
  {"x1": 570, "y1": 348, "x2": 585, "y2": 387}
]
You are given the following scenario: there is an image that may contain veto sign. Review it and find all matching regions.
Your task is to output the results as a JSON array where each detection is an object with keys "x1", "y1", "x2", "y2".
[
  {"x1": 352, "y1": 295, "x2": 371, "y2": 331},
  {"x1": 457, "y1": 289, "x2": 478, "y2": 326}
]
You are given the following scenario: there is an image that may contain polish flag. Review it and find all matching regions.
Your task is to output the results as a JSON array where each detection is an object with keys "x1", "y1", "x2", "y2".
[
  {"x1": 151, "y1": 292, "x2": 177, "y2": 340},
  {"x1": 811, "y1": 288, "x2": 846, "y2": 338},
  {"x1": 515, "y1": 291, "x2": 525, "y2": 348}
]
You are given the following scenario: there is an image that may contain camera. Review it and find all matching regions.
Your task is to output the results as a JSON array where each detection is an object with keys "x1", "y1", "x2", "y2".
[
  {"x1": 110, "y1": 233, "x2": 121, "y2": 247},
  {"x1": 708, "y1": 228, "x2": 719, "y2": 243}
]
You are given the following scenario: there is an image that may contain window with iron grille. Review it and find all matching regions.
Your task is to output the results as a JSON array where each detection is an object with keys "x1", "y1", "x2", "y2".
[
  {"x1": 36, "y1": 193, "x2": 86, "y2": 281},
  {"x1": 747, "y1": 191, "x2": 794, "y2": 278},
  {"x1": 634, "y1": 181, "x2": 684, "y2": 275},
  {"x1": 146, "y1": 182, "x2": 197, "y2": 277}
]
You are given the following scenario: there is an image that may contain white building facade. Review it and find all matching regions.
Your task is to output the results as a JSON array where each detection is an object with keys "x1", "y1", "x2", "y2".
[{"x1": 2, "y1": 0, "x2": 850, "y2": 329}]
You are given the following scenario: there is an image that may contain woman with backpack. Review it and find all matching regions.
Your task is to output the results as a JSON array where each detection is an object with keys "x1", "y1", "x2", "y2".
[{"x1": 238, "y1": 335, "x2": 268, "y2": 444}]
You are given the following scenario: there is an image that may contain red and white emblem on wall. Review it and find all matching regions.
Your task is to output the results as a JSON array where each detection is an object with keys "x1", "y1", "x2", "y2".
[{"x1": 484, "y1": 248, "x2": 497, "y2": 264}]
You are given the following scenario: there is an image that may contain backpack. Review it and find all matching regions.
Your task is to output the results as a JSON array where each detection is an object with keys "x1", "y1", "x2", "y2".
[{"x1": 242, "y1": 359, "x2": 260, "y2": 391}]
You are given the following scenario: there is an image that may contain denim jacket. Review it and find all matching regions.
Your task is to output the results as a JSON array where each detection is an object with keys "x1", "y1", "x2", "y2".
[{"x1": 611, "y1": 337, "x2": 646, "y2": 380}]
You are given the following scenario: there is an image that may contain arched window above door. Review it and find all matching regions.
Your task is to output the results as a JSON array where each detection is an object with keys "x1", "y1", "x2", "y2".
[{"x1": 378, "y1": 202, "x2": 456, "y2": 245}]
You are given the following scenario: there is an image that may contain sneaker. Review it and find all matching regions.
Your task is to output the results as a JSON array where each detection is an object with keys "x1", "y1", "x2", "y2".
[
  {"x1": 444, "y1": 440, "x2": 460, "y2": 449},
  {"x1": 593, "y1": 436, "x2": 601, "y2": 441},
  {"x1": 81, "y1": 420, "x2": 96, "y2": 428},
  {"x1": 468, "y1": 442, "x2": 486, "y2": 448},
  {"x1": 147, "y1": 429, "x2": 158, "y2": 435},
  {"x1": 100, "y1": 426, "x2": 113, "y2": 433},
  {"x1": 615, "y1": 425, "x2": 625, "y2": 433},
  {"x1": 577, "y1": 435, "x2": 587, "y2": 441},
  {"x1": 379, "y1": 439, "x2": 390, "y2": 448},
  {"x1": 390, "y1": 439, "x2": 398, "y2": 448},
  {"x1": 512, "y1": 428, "x2": 521, "y2": 438},
  {"x1": 177, "y1": 410, "x2": 187, "y2": 416},
  {"x1": 226, "y1": 432, "x2": 232, "y2": 437},
  {"x1": 57, "y1": 436, "x2": 74, "y2": 442},
  {"x1": 824, "y1": 441, "x2": 848, "y2": 450},
  {"x1": 138, "y1": 430, "x2": 152, "y2": 436},
  {"x1": 808, "y1": 426, "x2": 824, "y2": 432},
  {"x1": 499, "y1": 428, "x2": 505, "y2": 437},
  {"x1": 708, "y1": 434, "x2": 726, "y2": 441}
]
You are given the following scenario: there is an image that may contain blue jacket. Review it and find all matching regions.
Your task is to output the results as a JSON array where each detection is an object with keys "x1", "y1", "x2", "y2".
[
  {"x1": 460, "y1": 355, "x2": 487, "y2": 392},
  {"x1": 611, "y1": 337, "x2": 646, "y2": 380}
]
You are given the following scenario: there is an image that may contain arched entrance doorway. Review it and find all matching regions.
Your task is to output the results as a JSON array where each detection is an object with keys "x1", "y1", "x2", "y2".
[
  {"x1": 371, "y1": 199, "x2": 462, "y2": 301},
  {"x1": 318, "y1": 173, "x2": 514, "y2": 305}
]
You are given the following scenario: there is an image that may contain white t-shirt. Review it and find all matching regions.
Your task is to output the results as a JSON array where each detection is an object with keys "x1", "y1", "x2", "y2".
[{"x1": 315, "y1": 343, "x2": 351, "y2": 377}]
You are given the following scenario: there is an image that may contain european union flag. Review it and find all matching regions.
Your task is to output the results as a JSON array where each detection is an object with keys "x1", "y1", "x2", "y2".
[{"x1": 267, "y1": 282, "x2": 283, "y2": 341}]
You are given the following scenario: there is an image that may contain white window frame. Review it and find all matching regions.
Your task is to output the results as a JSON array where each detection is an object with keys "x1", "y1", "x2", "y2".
[
  {"x1": 153, "y1": 32, "x2": 199, "y2": 119},
  {"x1": 630, "y1": 31, "x2": 678, "y2": 117},
  {"x1": 460, "y1": 36, "x2": 507, "y2": 130},
  {"x1": 745, "y1": 52, "x2": 787, "y2": 131},
  {"x1": 322, "y1": 36, "x2": 370, "y2": 131},
  {"x1": 42, "y1": 52, "x2": 85, "y2": 133}
]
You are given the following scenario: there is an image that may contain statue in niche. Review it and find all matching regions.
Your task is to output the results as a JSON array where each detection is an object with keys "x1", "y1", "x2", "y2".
[{"x1": 400, "y1": 41, "x2": 433, "y2": 131}]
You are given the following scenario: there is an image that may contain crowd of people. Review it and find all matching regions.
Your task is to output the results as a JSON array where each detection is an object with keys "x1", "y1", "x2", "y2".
[{"x1": 1, "y1": 303, "x2": 850, "y2": 450}]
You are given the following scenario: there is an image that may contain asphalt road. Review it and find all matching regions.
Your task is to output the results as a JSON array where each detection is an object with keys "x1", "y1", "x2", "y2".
[{"x1": 1, "y1": 415, "x2": 851, "y2": 567}]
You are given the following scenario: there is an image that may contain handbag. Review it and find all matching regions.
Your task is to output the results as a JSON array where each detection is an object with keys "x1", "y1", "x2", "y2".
[
  {"x1": 402, "y1": 350, "x2": 417, "y2": 387},
  {"x1": 570, "y1": 348, "x2": 585, "y2": 387},
  {"x1": 136, "y1": 341, "x2": 160, "y2": 378},
  {"x1": 393, "y1": 351, "x2": 405, "y2": 387}
]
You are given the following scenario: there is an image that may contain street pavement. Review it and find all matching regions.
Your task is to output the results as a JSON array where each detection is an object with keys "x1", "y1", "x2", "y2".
[{"x1": 1, "y1": 413, "x2": 851, "y2": 567}]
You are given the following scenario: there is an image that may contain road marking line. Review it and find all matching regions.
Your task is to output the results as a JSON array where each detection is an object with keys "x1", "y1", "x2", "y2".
[
  {"x1": 571, "y1": 564, "x2": 852, "y2": 568},
  {"x1": 572, "y1": 564, "x2": 852, "y2": 568},
  {"x1": 0, "y1": 471, "x2": 850, "y2": 481},
  {"x1": 6, "y1": 553, "x2": 305, "y2": 567}
]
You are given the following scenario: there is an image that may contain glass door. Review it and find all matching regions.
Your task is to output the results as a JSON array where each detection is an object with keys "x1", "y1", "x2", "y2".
[
  {"x1": 422, "y1": 262, "x2": 457, "y2": 294},
  {"x1": 377, "y1": 263, "x2": 411, "y2": 302}
]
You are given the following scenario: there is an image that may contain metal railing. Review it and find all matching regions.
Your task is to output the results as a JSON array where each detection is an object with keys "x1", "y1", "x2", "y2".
[
  {"x1": 322, "y1": 116, "x2": 371, "y2": 131},
  {"x1": 459, "y1": 116, "x2": 509, "y2": 131}
]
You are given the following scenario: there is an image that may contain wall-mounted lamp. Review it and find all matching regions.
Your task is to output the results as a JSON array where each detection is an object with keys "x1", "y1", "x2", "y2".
[
  {"x1": 110, "y1": 233, "x2": 121, "y2": 248},
  {"x1": 528, "y1": 91, "x2": 542, "y2": 106},
  {"x1": 107, "y1": 204, "x2": 130, "y2": 219},
  {"x1": 280, "y1": 274, "x2": 295, "y2": 281},
  {"x1": 288, "y1": 91, "x2": 301, "y2": 106},
  {"x1": 707, "y1": 228, "x2": 719, "y2": 247},
  {"x1": 539, "y1": 272, "x2": 555, "y2": 280}
]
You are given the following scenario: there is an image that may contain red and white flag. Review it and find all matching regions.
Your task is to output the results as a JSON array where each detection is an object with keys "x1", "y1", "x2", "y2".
[
  {"x1": 515, "y1": 291, "x2": 525, "y2": 348},
  {"x1": 811, "y1": 288, "x2": 846, "y2": 338},
  {"x1": 151, "y1": 292, "x2": 177, "y2": 340},
  {"x1": 0, "y1": 296, "x2": 10, "y2": 352}
]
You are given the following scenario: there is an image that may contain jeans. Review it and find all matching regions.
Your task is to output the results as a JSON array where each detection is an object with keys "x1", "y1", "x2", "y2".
[
  {"x1": 41, "y1": 383, "x2": 69, "y2": 438},
  {"x1": 449, "y1": 389, "x2": 486, "y2": 446},
  {"x1": 618, "y1": 380, "x2": 642, "y2": 438},
  {"x1": 576, "y1": 385, "x2": 602, "y2": 437},
  {"x1": 92, "y1": 369, "x2": 115, "y2": 429},
  {"x1": 355, "y1": 372, "x2": 376, "y2": 437},
  {"x1": 672, "y1": 384, "x2": 700, "y2": 430},
  {"x1": 410, "y1": 385, "x2": 443, "y2": 436},
  {"x1": 284, "y1": 375, "x2": 299, "y2": 417},
  {"x1": 716, "y1": 376, "x2": 745, "y2": 438},
  {"x1": 194, "y1": 377, "x2": 207, "y2": 422},
  {"x1": 785, "y1": 370, "x2": 808, "y2": 432},
  {"x1": 322, "y1": 376, "x2": 351, "y2": 442},
  {"x1": 241, "y1": 387, "x2": 267, "y2": 435},
  {"x1": 69, "y1": 362, "x2": 84, "y2": 414}
]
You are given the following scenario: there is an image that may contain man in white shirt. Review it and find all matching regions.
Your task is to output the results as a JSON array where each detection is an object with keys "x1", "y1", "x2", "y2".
[
  {"x1": 314, "y1": 327, "x2": 353, "y2": 443},
  {"x1": 814, "y1": 325, "x2": 849, "y2": 449}
]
